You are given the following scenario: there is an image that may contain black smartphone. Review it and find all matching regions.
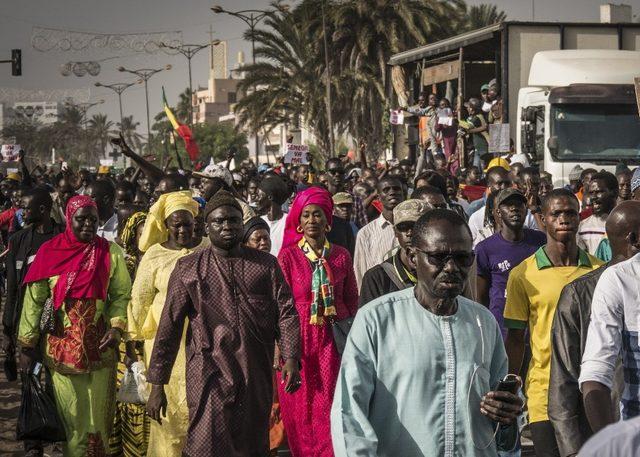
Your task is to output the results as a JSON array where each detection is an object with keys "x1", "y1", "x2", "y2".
[{"x1": 496, "y1": 374, "x2": 519, "y2": 394}]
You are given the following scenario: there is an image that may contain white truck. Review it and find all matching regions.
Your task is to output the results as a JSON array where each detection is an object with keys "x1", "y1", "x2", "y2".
[
  {"x1": 389, "y1": 21, "x2": 640, "y2": 184},
  {"x1": 517, "y1": 50, "x2": 640, "y2": 186}
]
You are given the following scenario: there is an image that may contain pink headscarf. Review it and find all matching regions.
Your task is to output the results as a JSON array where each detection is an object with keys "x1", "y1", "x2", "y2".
[
  {"x1": 24, "y1": 195, "x2": 111, "y2": 310},
  {"x1": 283, "y1": 186, "x2": 334, "y2": 249}
]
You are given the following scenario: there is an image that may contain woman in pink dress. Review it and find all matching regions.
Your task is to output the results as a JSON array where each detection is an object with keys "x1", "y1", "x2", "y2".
[{"x1": 277, "y1": 187, "x2": 358, "y2": 457}]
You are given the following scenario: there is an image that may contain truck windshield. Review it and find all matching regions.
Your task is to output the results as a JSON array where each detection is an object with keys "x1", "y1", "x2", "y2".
[{"x1": 550, "y1": 104, "x2": 640, "y2": 163}]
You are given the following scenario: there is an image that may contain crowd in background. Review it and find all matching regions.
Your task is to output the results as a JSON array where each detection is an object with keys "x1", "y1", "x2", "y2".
[{"x1": 0, "y1": 98, "x2": 639, "y2": 457}]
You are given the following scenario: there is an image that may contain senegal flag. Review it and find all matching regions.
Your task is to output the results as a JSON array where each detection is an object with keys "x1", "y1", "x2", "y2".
[{"x1": 162, "y1": 87, "x2": 199, "y2": 161}]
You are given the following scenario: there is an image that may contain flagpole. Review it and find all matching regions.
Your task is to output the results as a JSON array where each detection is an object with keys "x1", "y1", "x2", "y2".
[{"x1": 170, "y1": 130, "x2": 185, "y2": 170}]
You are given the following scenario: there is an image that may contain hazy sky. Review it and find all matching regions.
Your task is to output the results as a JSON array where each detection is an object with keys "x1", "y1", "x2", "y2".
[{"x1": 1, "y1": 0, "x2": 639, "y2": 133}]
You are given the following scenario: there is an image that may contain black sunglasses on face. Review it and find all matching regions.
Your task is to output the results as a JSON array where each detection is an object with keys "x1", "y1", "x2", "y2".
[{"x1": 413, "y1": 248, "x2": 475, "y2": 268}]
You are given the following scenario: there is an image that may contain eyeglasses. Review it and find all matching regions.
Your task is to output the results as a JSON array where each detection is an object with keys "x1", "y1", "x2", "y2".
[{"x1": 413, "y1": 248, "x2": 475, "y2": 268}]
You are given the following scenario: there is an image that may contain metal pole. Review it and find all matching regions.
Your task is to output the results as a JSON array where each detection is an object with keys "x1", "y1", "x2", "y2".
[
  {"x1": 117, "y1": 91, "x2": 124, "y2": 127},
  {"x1": 250, "y1": 17, "x2": 260, "y2": 165},
  {"x1": 321, "y1": 0, "x2": 335, "y2": 157},
  {"x1": 143, "y1": 78, "x2": 151, "y2": 149},
  {"x1": 188, "y1": 56, "x2": 194, "y2": 125}
]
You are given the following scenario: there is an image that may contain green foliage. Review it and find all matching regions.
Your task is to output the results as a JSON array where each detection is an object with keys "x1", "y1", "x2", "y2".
[{"x1": 235, "y1": 0, "x2": 506, "y2": 161}]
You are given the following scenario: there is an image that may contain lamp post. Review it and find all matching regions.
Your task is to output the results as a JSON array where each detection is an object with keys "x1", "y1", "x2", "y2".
[
  {"x1": 94, "y1": 81, "x2": 139, "y2": 128},
  {"x1": 211, "y1": 4, "x2": 287, "y2": 165},
  {"x1": 65, "y1": 99, "x2": 104, "y2": 130},
  {"x1": 159, "y1": 41, "x2": 221, "y2": 125},
  {"x1": 117, "y1": 64, "x2": 172, "y2": 147}
]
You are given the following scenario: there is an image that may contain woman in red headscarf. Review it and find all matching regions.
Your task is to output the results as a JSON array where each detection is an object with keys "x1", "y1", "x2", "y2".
[
  {"x1": 277, "y1": 187, "x2": 358, "y2": 457},
  {"x1": 17, "y1": 195, "x2": 132, "y2": 456}
]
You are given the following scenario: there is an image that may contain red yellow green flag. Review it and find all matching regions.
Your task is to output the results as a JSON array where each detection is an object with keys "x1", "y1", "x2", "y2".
[{"x1": 162, "y1": 87, "x2": 199, "y2": 161}]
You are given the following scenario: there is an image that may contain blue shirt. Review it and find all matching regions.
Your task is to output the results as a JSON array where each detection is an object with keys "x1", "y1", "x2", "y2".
[{"x1": 331, "y1": 289, "x2": 517, "y2": 456}]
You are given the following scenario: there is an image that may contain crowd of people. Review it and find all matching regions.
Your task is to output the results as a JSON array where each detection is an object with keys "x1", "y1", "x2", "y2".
[{"x1": 0, "y1": 113, "x2": 639, "y2": 457}]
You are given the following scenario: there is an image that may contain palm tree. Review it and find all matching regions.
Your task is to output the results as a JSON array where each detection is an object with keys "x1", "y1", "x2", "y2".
[
  {"x1": 176, "y1": 88, "x2": 192, "y2": 124},
  {"x1": 234, "y1": 1, "x2": 343, "y2": 154},
  {"x1": 87, "y1": 113, "x2": 114, "y2": 159},
  {"x1": 465, "y1": 4, "x2": 507, "y2": 30},
  {"x1": 329, "y1": 0, "x2": 463, "y2": 155},
  {"x1": 118, "y1": 115, "x2": 144, "y2": 153}
]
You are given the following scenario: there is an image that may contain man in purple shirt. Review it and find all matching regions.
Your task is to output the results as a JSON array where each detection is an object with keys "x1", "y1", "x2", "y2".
[{"x1": 476, "y1": 188, "x2": 546, "y2": 338}]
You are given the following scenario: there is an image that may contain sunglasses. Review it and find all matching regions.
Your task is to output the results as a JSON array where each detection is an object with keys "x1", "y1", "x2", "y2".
[{"x1": 413, "y1": 248, "x2": 475, "y2": 268}]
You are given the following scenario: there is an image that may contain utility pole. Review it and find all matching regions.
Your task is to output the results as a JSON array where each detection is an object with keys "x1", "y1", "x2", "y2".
[{"x1": 118, "y1": 65, "x2": 172, "y2": 149}]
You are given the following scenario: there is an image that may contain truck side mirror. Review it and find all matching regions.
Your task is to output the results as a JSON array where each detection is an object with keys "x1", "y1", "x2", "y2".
[{"x1": 547, "y1": 136, "x2": 558, "y2": 154}]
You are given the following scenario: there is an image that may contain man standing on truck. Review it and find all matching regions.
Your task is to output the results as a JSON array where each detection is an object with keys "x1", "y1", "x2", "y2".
[
  {"x1": 487, "y1": 80, "x2": 504, "y2": 124},
  {"x1": 462, "y1": 98, "x2": 489, "y2": 169}
]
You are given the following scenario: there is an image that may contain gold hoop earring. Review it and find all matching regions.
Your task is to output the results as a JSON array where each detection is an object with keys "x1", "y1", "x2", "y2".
[
  {"x1": 325, "y1": 225, "x2": 332, "y2": 232},
  {"x1": 296, "y1": 225, "x2": 303, "y2": 233}
]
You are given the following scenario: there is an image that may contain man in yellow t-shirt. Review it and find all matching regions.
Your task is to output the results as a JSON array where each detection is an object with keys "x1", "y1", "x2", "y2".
[{"x1": 504, "y1": 188, "x2": 603, "y2": 457}]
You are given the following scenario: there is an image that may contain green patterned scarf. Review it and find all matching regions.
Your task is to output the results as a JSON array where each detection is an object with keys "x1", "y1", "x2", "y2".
[{"x1": 298, "y1": 237, "x2": 336, "y2": 325}]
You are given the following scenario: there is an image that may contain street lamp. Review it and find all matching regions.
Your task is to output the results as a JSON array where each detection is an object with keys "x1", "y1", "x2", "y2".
[
  {"x1": 65, "y1": 99, "x2": 104, "y2": 129},
  {"x1": 118, "y1": 64, "x2": 172, "y2": 146},
  {"x1": 211, "y1": 3, "x2": 287, "y2": 164},
  {"x1": 94, "y1": 80, "x2": 140, "y2": 128},
  {"x1": 159, "y1": 41, "x2": 221, "y2": 125}
]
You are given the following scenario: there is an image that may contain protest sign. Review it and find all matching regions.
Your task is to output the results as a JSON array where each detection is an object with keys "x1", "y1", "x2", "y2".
[
  {"x1": 489, "y1": 123, "x2": 510, "y2": 153},
  {"x1": 1, "y1": 144, "x2": 21, "y2": 162},
  {"x1": 389, "y1": 109, "x2": 404, "y2": 125},
  {"x1": 283, "y1": 144, "x2": 309, "y2": 164}
]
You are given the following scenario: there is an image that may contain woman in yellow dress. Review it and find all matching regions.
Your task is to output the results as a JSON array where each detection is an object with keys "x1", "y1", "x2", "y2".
[{"x1": 127, "y1": 190, "x2": 208, "y2": 456}]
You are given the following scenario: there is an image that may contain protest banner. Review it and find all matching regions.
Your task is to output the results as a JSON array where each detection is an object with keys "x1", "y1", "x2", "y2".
[
  {"x1": 489, "y1": 123, "x2": 510, "y2": 153},
  {"x1": 389, "y1": 109, "x2": 404, "y2": 125},
  {"x1": 1, "y1": 144, "x2": 21, "y2": 162},
  {"x1": 283, "y1": 144, "x2": 309, "y2": 164}
]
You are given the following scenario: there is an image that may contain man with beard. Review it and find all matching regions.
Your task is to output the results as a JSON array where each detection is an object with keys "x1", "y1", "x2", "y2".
[
  {"x1": 332, "y1": 209, "x2": 522, "y2": 456},
  {"x1": 353, "y1": 176, "x2": 406, "y2": 288},
  {"x1": 577, "y1": 171, "x2": 618, "y2": 255},
  {"x1": 359, "y1": 199, "x2": 426, "y2": 306},
  {"x1": 504, "y1": 189, "x2": 603, "y2": 457},
  {"x1": 548, "y1": 201, "x2": 640, "y2": 456},
  {"x1": 145, "y1": 190, "x2": 301, "y2": 457},
  {"x1": 476, "y1": 189, "x2": 546, "y2": 339}
]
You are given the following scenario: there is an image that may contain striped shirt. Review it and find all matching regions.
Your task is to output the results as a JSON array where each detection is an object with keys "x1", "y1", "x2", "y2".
[
  {"x1": 577, "y1": 214, "x2": 607, "y2": 255},
  {"x1": 353, "y1": 214, "x2": 397, "y2": 290},
  {"x1": 580, "y1": 252, "x2": 640, "y2": 419}
]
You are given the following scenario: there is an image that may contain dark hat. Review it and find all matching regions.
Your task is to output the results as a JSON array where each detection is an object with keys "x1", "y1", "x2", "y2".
[
  {"x1": 242, "y1": 216, "x2": 270, "y2": 243},
  {"x1": 496, "y1": 188, "x2": 527, "y2": 207},
  {"x1": 204, "y1": 190, "x2": 242, "y2": 219}
]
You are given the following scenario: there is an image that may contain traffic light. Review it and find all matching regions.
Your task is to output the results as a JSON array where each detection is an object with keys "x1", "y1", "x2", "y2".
[{"x1": 11, "y1": 49, "x2": 21, "y2": 76}]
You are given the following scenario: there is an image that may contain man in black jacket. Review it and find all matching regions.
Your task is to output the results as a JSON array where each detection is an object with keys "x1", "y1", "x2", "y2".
[
  {"x1": 548, "y1": 200, "x2": 640, "y2": 456},
  {"x1": 2, "y1": 187, "x2": 62, "y2": 367},
  {"x1": 359, "y1": 199, "x2": 426, "y2": 306},
  {"x1": 2, "y1": 187, "x2": 62, "y2": 457}
]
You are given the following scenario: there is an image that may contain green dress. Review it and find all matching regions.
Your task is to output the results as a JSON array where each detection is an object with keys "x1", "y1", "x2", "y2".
[{"x1": 18, "y1": 242, "x2": 131, "y2": 457}]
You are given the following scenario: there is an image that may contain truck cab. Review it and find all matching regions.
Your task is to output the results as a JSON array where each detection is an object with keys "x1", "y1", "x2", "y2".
[{"x1": 517, "y1": 50, "x2": 640, "y2": 186}]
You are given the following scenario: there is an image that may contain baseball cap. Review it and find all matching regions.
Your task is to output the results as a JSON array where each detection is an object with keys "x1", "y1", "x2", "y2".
[
  {"x1": 480, "y1": 84, "x2": 490, "y2": 92},
  {"x1": 484, "y1": 157, "x2": 510, "y2": 173},
  {"x1": 332, "y1": 192, "x2": 353, "y2": 206},
  {"x1": 631, "y1": 167, "x2": 640, "y2": 193},
  {"x1": 495, "y1": 188, "x2": 527, "y2": 208},
  {"x1": 193, "y1": 159, "x2": 233, "y2": 187},
  {"x1": 4, "y1": 172, "x2": 21, "y2": 182},
  {"x1": 568, "y1": 165, "x2": 584, "y2": 181},
  {"x1": 393, "y1": 199, "x2": 427, "y2": 226}
]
